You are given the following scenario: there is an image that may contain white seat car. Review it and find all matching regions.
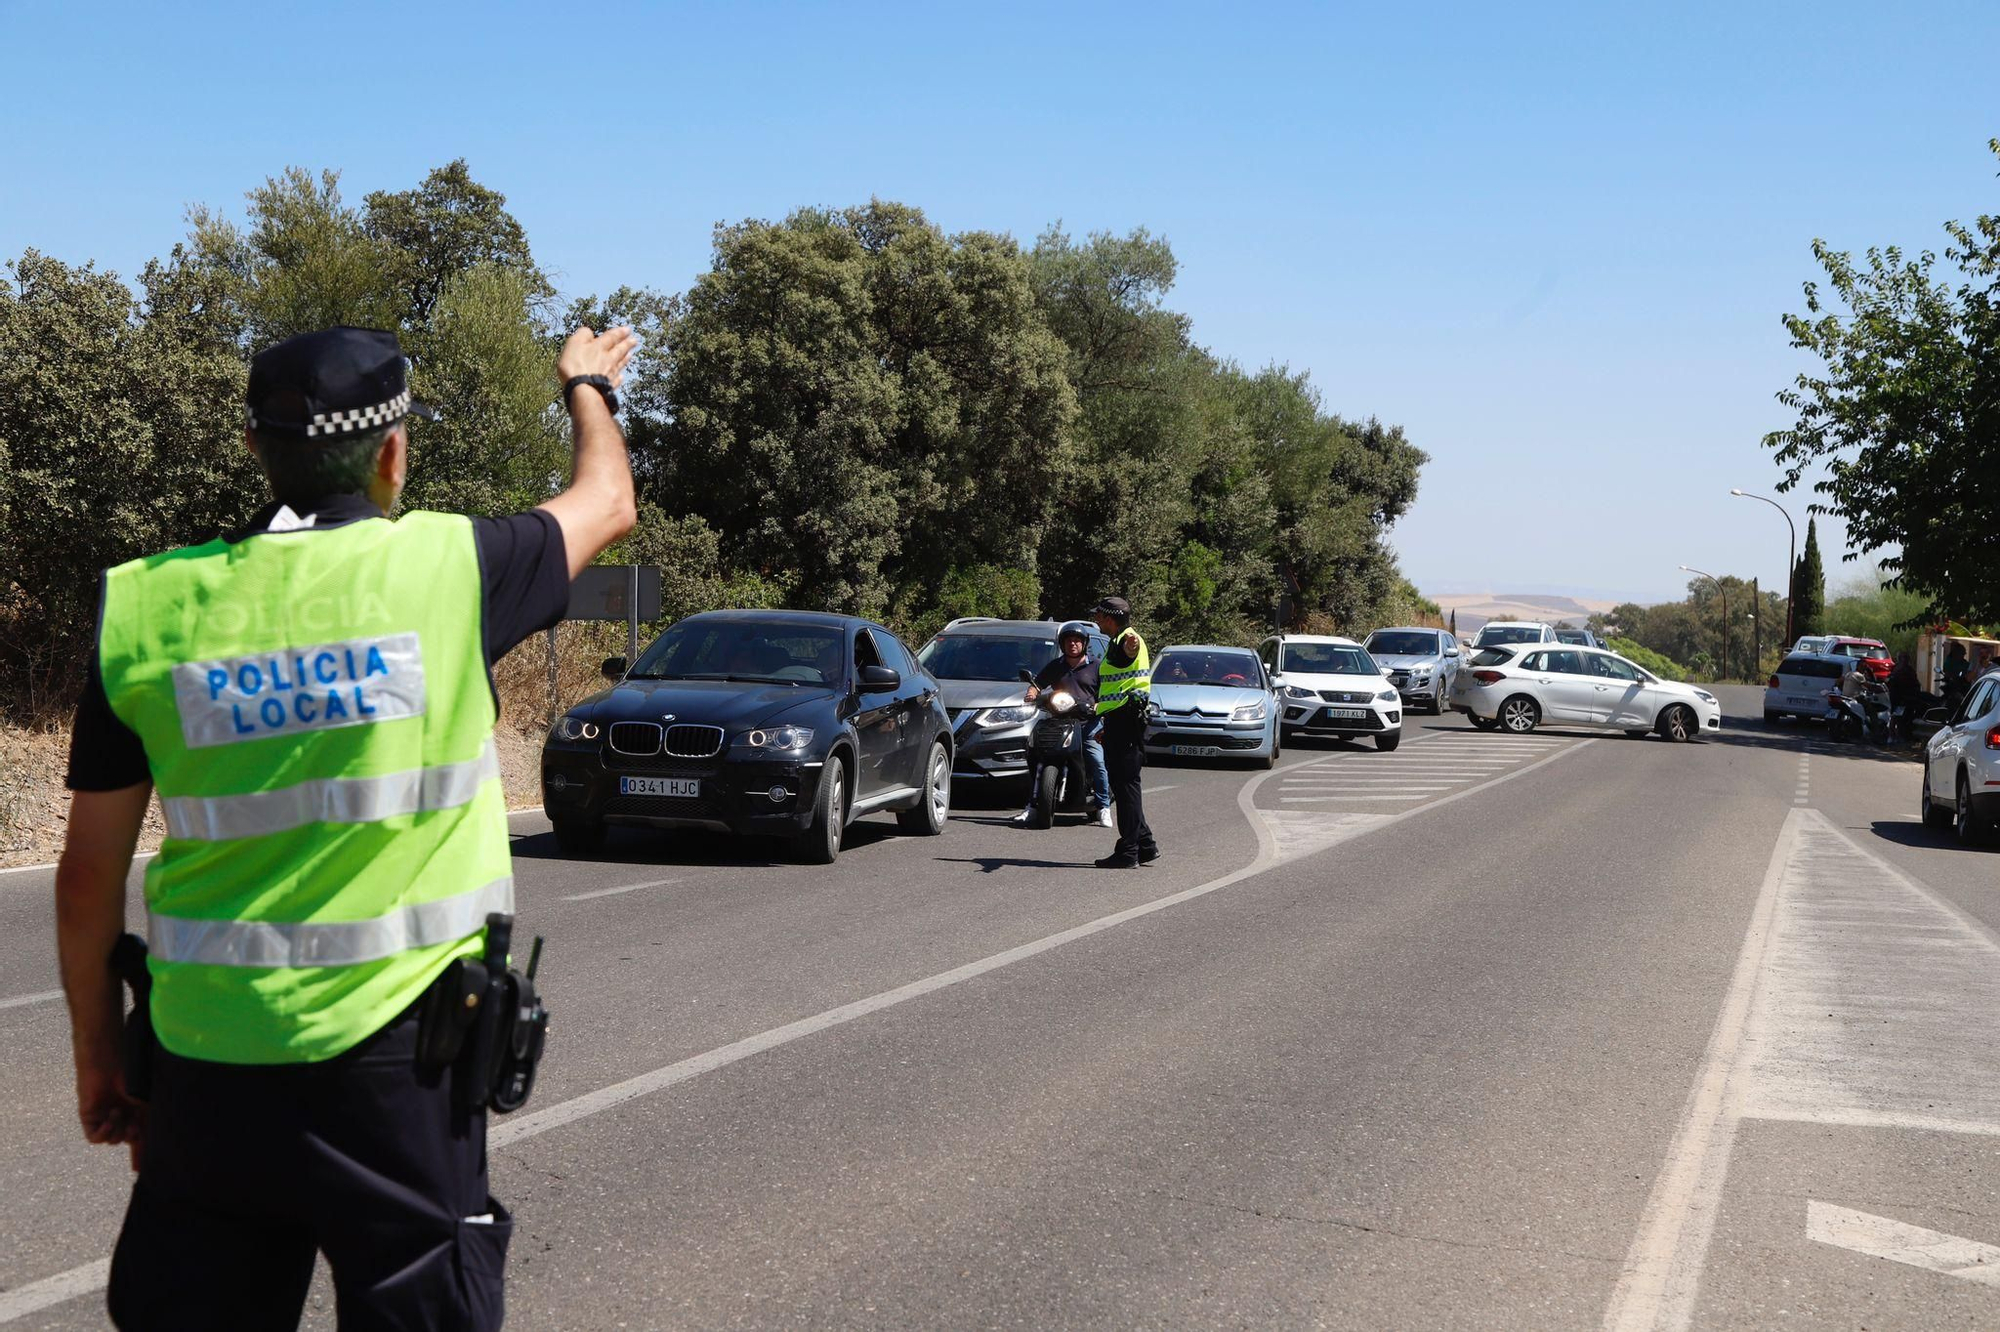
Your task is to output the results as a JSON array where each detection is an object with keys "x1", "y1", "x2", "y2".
[
  {"x1": 1259, "y1": 634, "x2": 1403, "y2": 750},
  {"x1": 1450, "y1": 643, "x2": 1722, "y2": 741},
  {"x1": 1921, "y1": 672, "x2": 1999, "y2": 845}
]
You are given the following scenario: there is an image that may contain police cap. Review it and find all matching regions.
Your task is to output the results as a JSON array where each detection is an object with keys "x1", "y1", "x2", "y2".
[
  {"x1": 1088, "y1": 595, "x2": 1131, "y2": 620},
  {"x1": 246, "y1": 326, "x2": 439, "y2": 439}
]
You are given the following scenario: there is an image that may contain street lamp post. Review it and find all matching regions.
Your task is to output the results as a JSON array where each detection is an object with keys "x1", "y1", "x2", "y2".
[
  {"x1": 1730, "y1": 489, "x2": 1796, "y2": 646},
  {"x1": 1680, "y1": 564, "x2": 1729, "y2": 680}
]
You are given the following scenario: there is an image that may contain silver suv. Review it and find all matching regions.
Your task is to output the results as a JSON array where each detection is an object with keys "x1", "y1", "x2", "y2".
[{"x1": 1362, "y1": 627, "x2": 1462, "y2": 715}]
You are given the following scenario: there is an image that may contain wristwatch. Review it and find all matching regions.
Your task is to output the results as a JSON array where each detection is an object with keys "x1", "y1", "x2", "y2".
[{"x1": 562, "y1": 374, "x2": 620, "y2": 415}]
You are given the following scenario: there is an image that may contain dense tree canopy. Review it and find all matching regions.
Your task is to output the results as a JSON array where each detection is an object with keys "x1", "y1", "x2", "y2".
[{"x1": 1, "y1": 164, "x2": 1431, "y2": 717}]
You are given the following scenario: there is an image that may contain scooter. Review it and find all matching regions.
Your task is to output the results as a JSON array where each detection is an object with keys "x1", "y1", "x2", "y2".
[
  {"x1": 1823, "y1": 686, "x2": 1890, "y2": 745},
  {"x1": 1017, "y1": 668, "x2": 1095, "y2": 829}
]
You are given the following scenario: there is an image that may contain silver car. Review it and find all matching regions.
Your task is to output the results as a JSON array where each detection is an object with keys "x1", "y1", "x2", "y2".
[
  {"x1": 1143, "y1": 645, "x2": 1281, "y2": 767},
  {"x1": 1362, "y1": 627, "x2": 1462, "y2": 715}
]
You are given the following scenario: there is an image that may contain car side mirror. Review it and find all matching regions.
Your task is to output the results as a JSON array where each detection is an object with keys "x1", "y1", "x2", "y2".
[
  {"x1": 1018, "y1": 668, "x2": 1036, "y2": 683},
  {"x1": 601, "y1": 656, "x2": 628, "y2": 680},
  {"x1": 860, "y1": 664, "x2": 901, "y2": 692},
  {"x1": 1445, "y1": 647, "x2": 1460, "y2": 658}
]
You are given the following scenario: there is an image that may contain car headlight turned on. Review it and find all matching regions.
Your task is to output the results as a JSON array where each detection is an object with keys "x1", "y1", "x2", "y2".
[
  {"x1": 1376, "y1": 689, "x2": 1398, "y2": 702},
  {"x1": 551, "y1": 716, "x2": 599, "y2": 741},
  {"x1": 1232, "y1": 700, "x2": 1268, "y2": 721},
  {"x1": 741, "y1": 725, "x2": 815, "y2": 752},
  {"x1": 975, "y1": 705, "x2": 1036, "y2": 728}
]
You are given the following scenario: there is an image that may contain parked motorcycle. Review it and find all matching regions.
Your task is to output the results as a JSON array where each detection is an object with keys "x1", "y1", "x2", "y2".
[
  {"x1": 1017, "y1": 668, "x2": 1095, "y2": 828},
  {"x1": 1823, "y1": 686, "x2": 1891, "y2": 745}
]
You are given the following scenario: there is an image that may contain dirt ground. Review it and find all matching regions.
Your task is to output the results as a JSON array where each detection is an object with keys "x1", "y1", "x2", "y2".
[{"x1": 0, "y1": 633, "x2": 587, "y2": 870}]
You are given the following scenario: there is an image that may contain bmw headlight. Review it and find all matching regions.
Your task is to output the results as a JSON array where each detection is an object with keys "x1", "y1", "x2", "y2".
[
  {"x1": 742, "y1": 725, "x2": 815, "y2": 752},
  {"x1": 975, "y1": 705, "x2": 1036, "y2": 728},
  {"x1": 1376, "y1": 689, "x2": 1398, "y2": 702},
  {"x1": 1232, "y1": 700, "x2": 1268, "y2": 722},
  {"x1": 1280, "y1": 684, "x2": 1317, "y2": 701},
  {"x1": 551, "y1": 715, "x2": 600, "y2": 741}
]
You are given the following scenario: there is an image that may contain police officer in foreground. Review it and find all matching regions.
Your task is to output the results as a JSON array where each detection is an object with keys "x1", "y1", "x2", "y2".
[
  {"x1": 54, "y1": 323, "x2": 637, "y2": 1328},
  {"x1": 1088, "y1": 596, "x2": 1160, "y2": 868}
]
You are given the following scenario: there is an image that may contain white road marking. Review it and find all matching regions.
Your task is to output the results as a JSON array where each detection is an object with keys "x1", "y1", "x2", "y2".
[
  {"x1": 1601, "y1": 808, "x2": 1798, "y2": 1332},
  {"x1": 0, "y1": 1259, "x2": 110, "y2": 1324},
  {"x1": 1806, "y1": 1201, "x2": 2000, "y2": 1287},
  {"x1": 0, "y1": 989, "x2": 61, "y2": 1011},
  {"x1": 561, "y1": 878, "x2": 683, "y2": 903},
  {"x1": 1604, "y1": 806, "x2": 2000, "y2": 1332},
  {"x1": 0, "y1": 737, "x2": 1598, "y2": 1322},
  {"x1": 1281, "y1": 794, "x2": 1445, "y2": 802}
]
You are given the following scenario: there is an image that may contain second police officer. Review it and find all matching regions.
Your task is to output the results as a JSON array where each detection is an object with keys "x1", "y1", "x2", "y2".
[{"x1": 1088, "y1": 595, "x2": 1161, "y2": 868}]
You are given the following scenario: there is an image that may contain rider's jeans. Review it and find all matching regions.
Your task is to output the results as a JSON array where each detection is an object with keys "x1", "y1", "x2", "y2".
[{"x1": 1084, "y1": 727, "x2": 1111, "y2": 808}]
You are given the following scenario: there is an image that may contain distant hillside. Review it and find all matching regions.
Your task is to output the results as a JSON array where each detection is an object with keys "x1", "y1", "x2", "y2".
[{"x1": 1428, "y1": 592, "x2": 1621, "y2": 634}]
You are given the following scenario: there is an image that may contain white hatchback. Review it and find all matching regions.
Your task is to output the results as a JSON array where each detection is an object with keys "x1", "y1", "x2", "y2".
[
  {"x1": 1450, "y1": 643, "x2": 1722, "y2": 741},
  {"x1": 1259, "y1": 634, "x2": 1404, "y2": 751}
]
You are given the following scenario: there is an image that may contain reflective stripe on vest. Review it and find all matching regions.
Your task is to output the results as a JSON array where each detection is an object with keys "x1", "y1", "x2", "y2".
[
  {"x1": 1097, "y1": 632, "x2": 1151, "y2": 713},
  {"x1": 97, "y1": 511, "x2": 508, "y2": 1064},
  {"x1": 159, "y1": 739, "x2": 499, "y2": 841},
  {"x1": 149, "y1": 874, "x2": 513, "y2": 968}
]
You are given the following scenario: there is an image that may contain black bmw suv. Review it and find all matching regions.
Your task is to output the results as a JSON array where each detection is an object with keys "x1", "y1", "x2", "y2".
[{"x1": 541, "y1": 610, "x2": 953, "y2": 862}]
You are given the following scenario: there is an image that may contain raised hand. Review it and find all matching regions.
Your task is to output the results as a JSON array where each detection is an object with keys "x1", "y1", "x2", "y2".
[{"x1": 557, "y1": 325, "x2": 638, "y2": 389}]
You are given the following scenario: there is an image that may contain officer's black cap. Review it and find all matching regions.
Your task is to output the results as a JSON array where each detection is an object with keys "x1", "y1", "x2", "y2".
[
  {"x1": 246, "y1": 326, "x2": 439, "y2": 440},
  {"x1": 1089, "y1": 595, "x2": 1131, "y2": 619}
]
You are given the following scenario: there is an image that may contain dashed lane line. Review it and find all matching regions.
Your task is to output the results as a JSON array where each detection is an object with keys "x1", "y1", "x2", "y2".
[{"x1": 561, "y1": 877, "x2": 684, "y2": 903}]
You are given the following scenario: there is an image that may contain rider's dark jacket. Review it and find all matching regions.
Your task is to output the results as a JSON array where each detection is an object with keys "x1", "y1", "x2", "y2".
[{"x1": 1033, "y1": 655, "x2": 1100, "y2": 710}]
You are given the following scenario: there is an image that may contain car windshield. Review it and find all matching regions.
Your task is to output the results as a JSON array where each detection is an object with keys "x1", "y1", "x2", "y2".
[
  {"x1": 1836, "y1": 642, "x2": 1885, "y2": 658},
  {"x1": 630, "y1": 621, "x2": 845, "y2": 685},
  {"x1": 1281, "y1": 643, "x2": 1377, "y2": 675},
  {"x1": 1470, "y1": 648, "x2": 1516, "y2": 667},
  {"x1": 1366, "y1": 632, "x2": 1436, "y2": 656},
  {"x1": 1154, "y1": 651, "x2": 1261, "y2": 687},
  {"x1": 1555, "y1": 630, "x2": 1590, "y2": 645},
  {"x1": 1477, "y1": 626, "x2": 1545, "y2": 645},
  {"x1": 918, "y1": 634, "x2": 1059, "y2": 682}
]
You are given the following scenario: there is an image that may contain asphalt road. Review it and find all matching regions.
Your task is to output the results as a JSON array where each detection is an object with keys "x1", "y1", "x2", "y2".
[{"x1": 2, "y1": 688, "x2": 1995, "y2": 1328}]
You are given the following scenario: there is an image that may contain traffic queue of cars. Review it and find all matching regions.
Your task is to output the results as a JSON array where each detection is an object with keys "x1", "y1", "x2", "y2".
[{"x1": 540, "y1": 612, "x2": 1728, "y2": 864}]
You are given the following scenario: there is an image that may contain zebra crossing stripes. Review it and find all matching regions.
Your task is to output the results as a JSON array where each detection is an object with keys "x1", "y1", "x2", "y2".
[{"x1": 1271, "y1": 733, "x2": 1574, "y2": 808}]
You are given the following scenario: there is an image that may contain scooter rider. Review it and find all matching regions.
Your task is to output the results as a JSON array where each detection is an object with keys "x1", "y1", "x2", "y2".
[{"x1": 1012, "y1": 623, "x2": 1111, "y2": 827}]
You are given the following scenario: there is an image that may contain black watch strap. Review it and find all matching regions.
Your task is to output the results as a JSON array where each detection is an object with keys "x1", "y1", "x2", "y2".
[{"x1": 562, "y1": 374, "x2": 620, "y2": 415}]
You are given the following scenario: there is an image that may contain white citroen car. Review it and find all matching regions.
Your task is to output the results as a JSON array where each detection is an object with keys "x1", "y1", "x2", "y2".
[
  {"x1": 1258, "y1": 634, "x2": 1403, "y2": 750},
  {"x1": 1450, "y1": 643, "x2": 1722, "y2": 741}
]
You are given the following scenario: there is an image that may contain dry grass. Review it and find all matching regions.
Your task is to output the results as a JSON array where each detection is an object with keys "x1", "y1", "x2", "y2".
[{"x1": 0, "y1": 630, "x2": 617, "y2": 870}]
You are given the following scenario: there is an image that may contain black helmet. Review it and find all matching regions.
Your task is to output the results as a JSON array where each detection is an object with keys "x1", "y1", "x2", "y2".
[{"x1": 1057, "y1": 620, "x2": 1091, "y2": 645}]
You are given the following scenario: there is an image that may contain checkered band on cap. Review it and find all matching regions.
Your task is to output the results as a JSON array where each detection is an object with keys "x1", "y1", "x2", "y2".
[
  {"x1": 247, "y1": 389, "x2": 413, "y2": 438},
  {"x1": 305, "y1": 389, "x2": 413, "y2": 438}
]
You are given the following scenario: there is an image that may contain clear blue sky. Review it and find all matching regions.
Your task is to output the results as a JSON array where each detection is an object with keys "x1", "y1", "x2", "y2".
[{"x1": 6, "y1": 0, "x2": 1994, "y2": 605}]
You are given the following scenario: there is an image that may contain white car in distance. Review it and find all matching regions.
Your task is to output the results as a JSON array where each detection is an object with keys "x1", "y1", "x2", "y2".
[
  {"x1": 1450, "y1": 643, "x2": 1722, "y2": 741},
  {"x1": 1259, "y1": 634, "x2": 1404, "y2": 751}
]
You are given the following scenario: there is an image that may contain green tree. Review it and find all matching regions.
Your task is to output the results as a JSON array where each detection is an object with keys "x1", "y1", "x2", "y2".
[
  {"x1": 659, "y1": 202, "x2": 1076, "y2": 618},
  {"x1": 1792, "y1": 517, "x2": 1825, "y2": 638},
  {"x1": 0, "y1": 248, "x2": 258, "y2": 710},
  {"x1": 363, "y1": 159, "x2": 551, "y2": 327},
  {"x1": 1765, "y1": 140, "x2": 2000, "y2": 625}
]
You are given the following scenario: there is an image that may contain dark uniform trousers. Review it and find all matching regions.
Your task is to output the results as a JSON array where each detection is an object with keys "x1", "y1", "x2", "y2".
[
  {"x1": 108, "y1": 1007, "x2": 508, "y2": 1332},
  {"x1": 1102, "y1": 703, "x2": 1158, "y2": 863}
]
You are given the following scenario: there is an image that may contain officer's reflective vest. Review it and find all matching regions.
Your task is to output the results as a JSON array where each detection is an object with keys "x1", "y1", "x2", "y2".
[
  {"x1": 97, "y1": 511, "x2": 510, "y2": 1064},
  {"x1": 1096, "y1": 631, "x2": 1151, "y2": 714}
]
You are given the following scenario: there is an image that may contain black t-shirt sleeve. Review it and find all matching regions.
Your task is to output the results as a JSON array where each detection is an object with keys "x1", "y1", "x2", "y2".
[
  {"x1": 1033, "y1": 659, "x2": 1065, "y2": 688},
  {"x1": 472, "y1": 511, "x2": 571, "y2": 665},
  {"x1": 67, "y1": 654, "x2": 151, "y2": 792}
]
